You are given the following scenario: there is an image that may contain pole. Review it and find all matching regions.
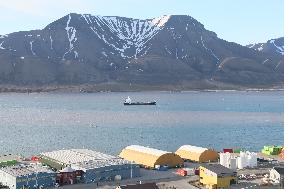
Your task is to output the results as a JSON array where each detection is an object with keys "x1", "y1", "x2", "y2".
[
  {"x1": 26, "y1": 174, "x2": 29, "y2": 189},
  {"x1": 130, "y1": 162, "x2": 133, "y2": 179},
  {"x1": 35, "y1": 171, "x2": 38, "y2": 188}
]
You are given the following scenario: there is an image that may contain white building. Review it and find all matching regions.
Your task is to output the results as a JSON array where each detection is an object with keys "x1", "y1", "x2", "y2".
[
  {"x1": 270, "y1": 167, "x2": 284, "y2": 184},
  {"x1": 219, "y1": 151, "x2": 257, "y2": 170},
  {"x1": 0, "y1": 164, "x2": 56, "y2": 189}
]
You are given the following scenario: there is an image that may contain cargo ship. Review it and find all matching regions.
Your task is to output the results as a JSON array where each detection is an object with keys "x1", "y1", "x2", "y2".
[{"x1": 124, "y1": 96, "x2": 156, "y2": 105}]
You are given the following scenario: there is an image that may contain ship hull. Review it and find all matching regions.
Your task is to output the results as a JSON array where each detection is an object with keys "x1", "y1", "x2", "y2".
[{"x1": 124, "y1": 102, "x2": 156, "y2": 105}]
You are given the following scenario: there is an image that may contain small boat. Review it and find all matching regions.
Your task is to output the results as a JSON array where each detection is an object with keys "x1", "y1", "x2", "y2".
[{"x1": 124, "y1": 96, "x2": 156, "y2": 105}]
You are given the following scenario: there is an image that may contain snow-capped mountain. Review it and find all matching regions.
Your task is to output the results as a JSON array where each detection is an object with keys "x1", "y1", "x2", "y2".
[
  {"x1": 0, "y1": 13, "x2": 284, "y2": 89},
  {"x1": 248, "y1": 37, "x2": 284, "y2": 56}
]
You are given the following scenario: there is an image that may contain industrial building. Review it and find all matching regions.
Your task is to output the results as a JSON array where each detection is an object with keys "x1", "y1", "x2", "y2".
[
  {"x1": 262, "y1": 146, "x2": 283, "y2": 155},
  {"x1": 175, "y1": 145, "x2": 218, "y2": 163},
  {"x1": 199, "y1": 164, "x2": 237, "y2": 189},
  {"x1": 119, "y1": 145, "x2": 183, "y2": 168},
  {"x1": 0, "y1": 154, "x2": 21, "y2": 167},
  {"x1": 0, "y1": 164, "x2": 56, "y2": 189},
  {"x1": 40, "y1": 149, "x2": 140, "y2": 184}
]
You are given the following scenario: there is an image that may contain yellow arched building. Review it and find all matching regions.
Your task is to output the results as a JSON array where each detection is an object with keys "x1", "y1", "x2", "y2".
[
  {"x1": 119, "y1": 145, "x2": 183, "y2": 168},
  {"x1": 176, "y1": 145, "x2": 218, "y2": 163}
]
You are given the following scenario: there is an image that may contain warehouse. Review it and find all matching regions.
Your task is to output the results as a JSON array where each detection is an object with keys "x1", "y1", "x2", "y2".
[
  {"x1": 0, "y1": 154, "x2": 21, "y2": 167},
  {"x1": 0, "y1": 164, "x2": 56, "y2": 189},
  {"x1": 200, "y1": 164, "x2": 237, "y2": 189},
  {"x1": 119, "y1": 145, "x2": 183, "y2": 168},
  {"x1": 40, "y1": 149, "x2": 140, "y2": 183},
  {"x1": 175, "y1": 145, "x2": 218, "y2": 163}
]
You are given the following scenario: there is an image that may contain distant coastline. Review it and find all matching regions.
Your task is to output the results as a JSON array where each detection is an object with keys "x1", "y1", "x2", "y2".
[{"x1": 1, "y1": 83, "x2": 284, "y2": 93}]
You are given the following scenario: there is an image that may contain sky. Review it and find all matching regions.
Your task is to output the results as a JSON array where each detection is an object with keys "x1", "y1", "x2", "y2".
[{"x1": 0, "y1": 0, "x2": 283, "y2": 45}]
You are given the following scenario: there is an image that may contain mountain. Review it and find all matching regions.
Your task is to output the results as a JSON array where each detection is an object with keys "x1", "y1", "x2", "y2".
[
  {"x1": 0, "y1": 13, "x2": 284, "y2": 91},
  {"x1": 247, "y1": 37, "x2": 284, "y2": 56}
]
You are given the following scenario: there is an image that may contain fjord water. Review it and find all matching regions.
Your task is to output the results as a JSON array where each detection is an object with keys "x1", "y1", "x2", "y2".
[{"x1": 0, "y1": 91, "x2": 283, "y2": 156}]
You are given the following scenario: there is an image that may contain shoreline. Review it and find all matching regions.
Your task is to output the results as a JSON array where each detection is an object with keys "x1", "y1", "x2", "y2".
[{"x1": 1, "y1": 87, "x2": 284, "y2": 93}]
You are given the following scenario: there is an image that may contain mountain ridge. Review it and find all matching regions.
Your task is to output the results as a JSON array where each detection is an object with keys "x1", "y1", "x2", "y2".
[{"x1": 0, "y1": 13, "x2": 284, "y2": 90}]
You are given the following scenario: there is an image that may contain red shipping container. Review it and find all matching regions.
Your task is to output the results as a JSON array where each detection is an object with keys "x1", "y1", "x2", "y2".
[
  {"x1": 223, "y1": 149, "x2": 233, "y2": 153},
  {"x1": 281, "y1": 149, "x2": 284, "y2": 159},
  {"x1": 31, "y1": 156, "x2": 40, "y2": 161},
  {"x1": 176, "y1": 169, "x2": 187, "y2": 176}
]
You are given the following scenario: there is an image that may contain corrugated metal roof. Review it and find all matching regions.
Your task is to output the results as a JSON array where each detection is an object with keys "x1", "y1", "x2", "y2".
[
  {"x1": 0, "y1": 164, "x2": 54, "y2": 177},
  {"x1": 178, "y1": 145, "x2": 208, "y2": 153},
  {"x1": 125, "y1": 145, "x2": 170, "y2": 157},
  {"x1": 41, "y1": 149, "x2": 119, "y2": 164},
  {"x1": 40, "y1": 149, "x2": 133, "y2": 171},
  {"x1": 71, "y1": 159, "x2": 133, "y2": 171}
]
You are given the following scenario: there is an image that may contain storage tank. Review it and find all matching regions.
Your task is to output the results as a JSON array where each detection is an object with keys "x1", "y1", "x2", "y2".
[
  {"x1": 114, "y1": 175, "x2": 122, "y2": 181},
  {"x1": 247, "y1": 153, "x2": 252, "y2": 167},
  {"x1": 220, "y1": 153, "x2": 227, "y2": 167},
  {"x1": 237, "y1": 155, "x2": 246, "y2": 169},
  {"x1": 245, "y1": 151, "x2": 257, "y2": 168},
  {"x1": 250, "y1": 152, "x2": 257, "y2": 167},
  {"x1": 240, "y1": 151, "x2": 247, "y2": 168},
  {"x1": 230, "y1": 158, "x2": 237, "y2": 170},
  {"x1": 220, "y1": 153, "x2": 231, "y2": 168}
]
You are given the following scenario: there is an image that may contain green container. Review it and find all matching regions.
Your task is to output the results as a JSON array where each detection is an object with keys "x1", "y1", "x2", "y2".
[
  {"x1": 0, "y1": 160, "x2": 17, "y2": 167},
  {"x1": 262, "y1": 146, "x2": 283, "y2": 155},
  {"x1": 233, "y1": 148, "x2": 242, "y2": 153}
]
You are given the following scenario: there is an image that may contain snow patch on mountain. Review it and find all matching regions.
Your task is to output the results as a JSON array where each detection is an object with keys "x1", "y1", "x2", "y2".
[
  {"x1": 269, "y1": 39, "x2": 284, "y2": 55},
  {"x1": 275, "y1": 61, "x2": 282, "y2": 70},
  {"x1": 257, "y1": 44, "x2": 264, "y2": 51},
  {"x1": 63, "y1": 14, "x2": 78, "y2": 60},
  {"x1": 30, "y1": 41, "x2": 36, "y2": 56},
  {"x1": 151, "y1": 15, "x2": 171, "y2": 27},
  {"x1": 201, "y1": 36, "x2": 220, "y2": 63},
  {"x1": 50, "y1": 36, "x2": 53, "y2": 50},
  {"x1": 247, "y1": 44, "x2": 256, "y2": 48},
  {"x1": 0, "y1": 41, "x2": 5, "y2": 50},
  {"x1": 81, "y1": 14, "x2": 171, "y2": 59},
  {"x1": 262, "y1": 59, "x2": 269, "y2": 64},
  {"x1": 74, "y1": 51, "x2": 78, "y2": 58}
]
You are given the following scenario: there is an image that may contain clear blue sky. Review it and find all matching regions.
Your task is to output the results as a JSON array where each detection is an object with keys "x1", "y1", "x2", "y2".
[{"x1": 0, "y1": 0, "x2": 283, "y2": 45}]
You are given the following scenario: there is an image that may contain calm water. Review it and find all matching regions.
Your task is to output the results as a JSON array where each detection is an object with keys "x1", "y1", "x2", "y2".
[{"x1": 0, "y1": 91, "x2": 283, "y2": 156}]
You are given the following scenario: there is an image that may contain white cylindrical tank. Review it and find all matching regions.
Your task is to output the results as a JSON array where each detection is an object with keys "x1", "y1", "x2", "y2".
[
  {"x1": 220, "y1": 153, "x2": 227, "y2": 167},
  {"x1": 230, "y1": 158, "x2": 237, "y2": 170},
  {"x1": 114, "y1": 175, "x2": 122, "y2": 181},
  {"x1": 220, "y1": 153, "x2": 231, "y2": 168},
  {"x1": 240, "y1": 151, "x2": 248, "y2": 168},
  {"x1": 247, "y1": 153, "x2": 252, "y2": 167},
  {"x1": 237, "y1": 156, "x2": 245, "y2": 169},
  {"x1": 250, "y1": 152, "x2": 257, "y2": 167}
]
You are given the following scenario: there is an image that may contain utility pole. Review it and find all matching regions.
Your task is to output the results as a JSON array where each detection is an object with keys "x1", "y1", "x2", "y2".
[{"x1": 130, "y1": 161, "x2": 133, "y2": 179}]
